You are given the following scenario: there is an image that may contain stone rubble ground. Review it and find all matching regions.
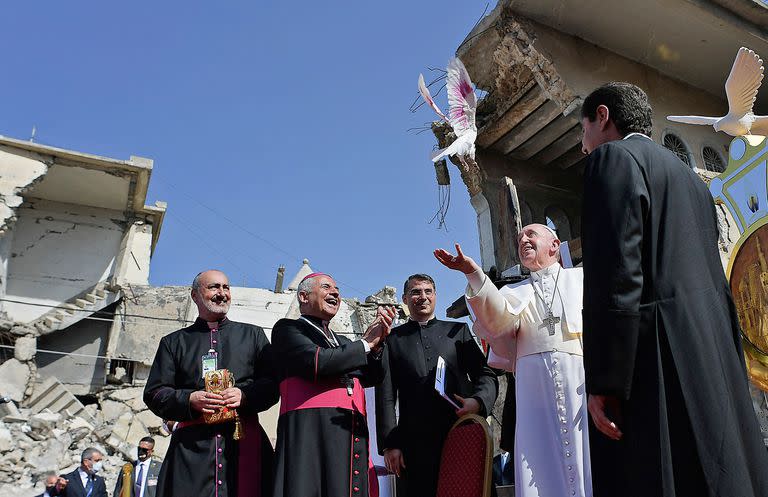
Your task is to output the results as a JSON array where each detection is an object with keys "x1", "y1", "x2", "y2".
[{"x1": 0, "y1": 387, "x2": 168, "y2": 497}]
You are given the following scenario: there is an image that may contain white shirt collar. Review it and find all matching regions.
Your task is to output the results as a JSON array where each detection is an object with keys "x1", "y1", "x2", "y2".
[
  {"x1": 78, "y1": 467, "x2": 91, "y2": 486},
  {"x1": 623, "y1": 132, "x2": 652, "y2": 141},
  {"x1": 409, "y1": 316, "x2": 435, "y2": 326},
  {"x1": 531, "y1": 263, "x2": 560, "y2": 279}
]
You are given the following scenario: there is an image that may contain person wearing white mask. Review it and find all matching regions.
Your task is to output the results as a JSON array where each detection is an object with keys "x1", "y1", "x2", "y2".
[{"x1": 55, "y1": 447, "x2": 107, "y2": 497}]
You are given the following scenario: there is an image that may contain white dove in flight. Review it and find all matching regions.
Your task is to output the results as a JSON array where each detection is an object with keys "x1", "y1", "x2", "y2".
[
  {"x1": 667, "y1": 47, "x2": 768, "y2": 136},
  {"x1": 418, "y1": 57, "x2": 478, "y2": 161}
]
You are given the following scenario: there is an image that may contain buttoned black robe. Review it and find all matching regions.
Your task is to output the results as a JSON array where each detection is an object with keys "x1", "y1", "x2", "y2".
[
  {"x1": 582, "y1": 135, "x2": 768, "y2": 497},
  {"x1": 375, "y1": 318, "x2": 498, "y2": 497},
  {"x1": 271, "y1": 316, "x2": 385, "y2": 497},
  {"x1": 143, "y1": 318, "x2": 279, "y2": 497}
]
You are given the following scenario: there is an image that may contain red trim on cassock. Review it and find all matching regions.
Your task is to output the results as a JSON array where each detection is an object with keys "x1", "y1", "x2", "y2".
[{"x1": 314, "y1": 347, "x2": 320, "y2": 383}]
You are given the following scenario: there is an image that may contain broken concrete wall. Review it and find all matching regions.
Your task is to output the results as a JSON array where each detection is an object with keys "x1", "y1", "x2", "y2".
[
  {"x1": 0, "y1": 147, "x2": 50, "y2": 319},
  {"x1": 5, "y1": 199, "x2": 124, "y2": 323},
  {"x1": 35, "y1": 308, "x2": 111, "y2": 396},
  {"x1": 112, "y1": 221, "x2": 154, "y2": 286},
  {"x1": 524, "y1": 18, "x2": 731, "y2": 167}
]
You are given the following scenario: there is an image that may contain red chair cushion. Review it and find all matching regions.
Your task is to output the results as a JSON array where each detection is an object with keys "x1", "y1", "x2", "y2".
[{"x1": 436, "y1": 422, "x2": 488, "y2": 497}]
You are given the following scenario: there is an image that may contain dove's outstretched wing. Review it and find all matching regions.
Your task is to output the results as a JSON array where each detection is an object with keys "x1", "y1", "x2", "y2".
[
  {"x1": 725, "y1": 47, "x2": 764, "y2": 118},
  {"x1": 418, "y1": 74, "x2": 447, "y2": 121},
  {"x1": 446, "y1": 58, "x2": 477, "y2": 137},
  {"x1": 750, "y1": 116, "x2": 768, "y2": 135},
  {"x1": 666, "y1": 115, "x2": 720, "y2": 126}
]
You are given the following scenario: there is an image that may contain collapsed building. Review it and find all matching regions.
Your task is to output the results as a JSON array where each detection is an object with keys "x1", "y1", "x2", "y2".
[{"x1": 0, "y1": 136, "x2": 403, "y2": 497}]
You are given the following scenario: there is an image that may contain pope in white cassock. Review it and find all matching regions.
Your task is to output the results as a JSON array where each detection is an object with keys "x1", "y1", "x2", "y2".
[{"x1": 435, "y1": 223, "x2": 592, "y2": 497}]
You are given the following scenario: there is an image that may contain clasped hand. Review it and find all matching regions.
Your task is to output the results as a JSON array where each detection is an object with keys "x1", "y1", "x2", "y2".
[
  {"x1": 190, "y1": 387, "x2": 242, "y2": 414},
  {"x1": 363, "y1": 305, "x2": 397, "y2": 352}
]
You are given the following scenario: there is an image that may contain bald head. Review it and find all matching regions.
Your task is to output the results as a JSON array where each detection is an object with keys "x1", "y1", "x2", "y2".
[
  {"x1": 191, "y1": 270, "x2": 231, "y2": 321},
  {"x1": 517, "y1": 224, "x2": 561, "y2": 271}
]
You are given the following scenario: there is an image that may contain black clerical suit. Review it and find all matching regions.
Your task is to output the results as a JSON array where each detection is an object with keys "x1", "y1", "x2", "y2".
[
  {"x1": 271, "y1": 316, "x2": 385, "y2": 497},
  {"x1": 582, "y1": 134, "x2": 768, "y2": 497},
  {"x1": 57, "y1": 469, "x2": 107, "y2": 497},
  {"x1": 376, "y1": 318, "x2": 498, "y2": 497},
  {"x1": 144, "y1": 318, "x2": 279, "y2": 497}
]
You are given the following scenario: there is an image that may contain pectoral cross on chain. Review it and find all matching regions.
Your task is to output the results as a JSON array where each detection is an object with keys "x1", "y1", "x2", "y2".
[{"x1": 540, "y1": 310, "x2": 560, "y2": 336}]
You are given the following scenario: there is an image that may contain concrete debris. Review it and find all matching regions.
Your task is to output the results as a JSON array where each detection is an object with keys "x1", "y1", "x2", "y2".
[
  {"x1": 0, "y1": 359, "x2": 32, "y2": 403},
  {"x1": 0, "y1": 381, "x2": 170, "y2": 497},
  {"x1": 13, "y1": 336, "x2": 36, "y2": 362}
]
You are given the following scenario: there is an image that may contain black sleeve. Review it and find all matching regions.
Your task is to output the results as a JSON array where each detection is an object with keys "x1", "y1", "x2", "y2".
[
  {"x1": 271, "y1": 319, "x2": 369, "y2": 380},
  {"x1": 374, "y1": 344, "x2": 401, "y2": 453},
  {"x1": 581, "y1": 143, "x2": 649, "y2": 399},
  {"x1": 238, "y1": 326, "x2": 280, "y2": 415},
  {"x1": 359, "y1": 349, "x2": 385, "y2": 388},
  {"x1": 458, "y1": 324, "x2": 499, "y2": 417},
  {"x1": 143, "y1": 336, "x2": 195, "y2": 421}
]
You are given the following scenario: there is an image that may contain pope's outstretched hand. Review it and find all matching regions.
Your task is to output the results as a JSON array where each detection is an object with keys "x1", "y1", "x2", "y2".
[{"x1": 434, "y1": 243, "x2": 482, "y2": 275}]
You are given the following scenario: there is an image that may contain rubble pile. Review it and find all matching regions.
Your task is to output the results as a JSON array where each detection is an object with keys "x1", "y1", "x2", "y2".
[{"x1": 0, "y1": 387, "x2": 168, "y2": 497}]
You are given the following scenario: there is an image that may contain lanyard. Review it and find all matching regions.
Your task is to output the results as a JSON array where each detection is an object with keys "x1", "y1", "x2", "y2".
[{"x1": 300, "y1": 317, "x2": 339, "y2": 347}]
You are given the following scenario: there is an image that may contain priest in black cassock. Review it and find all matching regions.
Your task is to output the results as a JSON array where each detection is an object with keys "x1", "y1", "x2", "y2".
[
  {"x1": 271, "y1": 272, "x2": 397, "y2": 497},
  {"x1": 375, "y1": 273, "x2": 498, "y2": 497},
  {"x1": 580, "y1": 82, "x2": 768, "y2": 497},
  {"x1": 143, "y1": 270, "x2": 279, "y2": 497}
]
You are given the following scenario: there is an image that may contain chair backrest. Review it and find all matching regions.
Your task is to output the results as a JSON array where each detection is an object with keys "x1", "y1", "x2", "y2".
[{"x1": 435, "y1": 414, "x2": 493, "y2": 497}]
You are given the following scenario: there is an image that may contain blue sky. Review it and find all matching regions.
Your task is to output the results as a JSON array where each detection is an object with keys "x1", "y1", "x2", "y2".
[{"x1": 0, "y1": 2, "x2": 488, "y2": 312}]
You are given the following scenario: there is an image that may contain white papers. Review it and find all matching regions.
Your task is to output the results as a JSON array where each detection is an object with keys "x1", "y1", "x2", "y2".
[{"x1": 435, "y1": 356, "x2": 460, "y2": 409}]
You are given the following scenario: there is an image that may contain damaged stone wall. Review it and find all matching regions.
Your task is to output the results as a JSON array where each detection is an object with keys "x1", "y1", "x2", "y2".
[{"x1": 5, "y1": 199, "x2": 124, "y2": 323}]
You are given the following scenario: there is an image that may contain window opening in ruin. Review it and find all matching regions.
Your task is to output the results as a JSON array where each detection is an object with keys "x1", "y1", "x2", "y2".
[
  {"x1": 0, "y1": 331, "x2": 12, "y2": 365},
  {"x1": 663, "y1": 133, "x2": 693, "y2": 168},
  {"x1": 546, "y1": 216, "x2": 558, "y2": 235},
  {"x1": 107, "y1": 358, "x2": 136, "y2": 385},
  {"x1": 703, "y1": 146, "x2": 726, "y2": 173}
]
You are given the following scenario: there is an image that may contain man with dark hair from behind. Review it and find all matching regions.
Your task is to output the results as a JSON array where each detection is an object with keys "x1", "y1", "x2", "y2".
[
  {"x1": 580, "y1": 81, "x2": 768, "y2": 496},
  {"x1": 375, "y1": 273, "x2": 497, "y2": 497}
]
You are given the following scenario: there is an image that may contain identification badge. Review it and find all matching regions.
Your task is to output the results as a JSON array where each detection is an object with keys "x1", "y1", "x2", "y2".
[
  {"x1": 147, "y1": 478, "x2": 158, "y2": 487},
  {"x1": 202, "y1": 350, "x2": 218, "y2": 378}
]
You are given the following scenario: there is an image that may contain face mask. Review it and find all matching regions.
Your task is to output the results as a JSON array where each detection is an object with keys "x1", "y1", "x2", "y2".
[
  {"x1": 91, "y1": 461, "x2": 103, "y2": 474},
  {"x1": 137, "y1": 448, "x2": 149, "y2": 461}
]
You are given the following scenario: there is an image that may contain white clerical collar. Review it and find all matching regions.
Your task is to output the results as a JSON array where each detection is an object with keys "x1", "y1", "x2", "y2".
[
  {"x1": 409, "y1": 316, "x2": 435, "y2": 326},
  {"x1": 623, "y1": 132, "x2": 652, "y2": 141},
  {"x1": 531, "y1": 263, "x2": 560, "y2": 279}
]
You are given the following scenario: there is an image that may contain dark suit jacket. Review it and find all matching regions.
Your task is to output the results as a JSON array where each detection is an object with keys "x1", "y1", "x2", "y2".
[
  {"x1": 58, "y1": 468, "x2": 107, "y2": 497},
  {"x1": 492, "y1": 453, "x2": 514, "y2": 486},
  {"x1": 113, "y1": 459, "x2": 162, "y2": 497}
]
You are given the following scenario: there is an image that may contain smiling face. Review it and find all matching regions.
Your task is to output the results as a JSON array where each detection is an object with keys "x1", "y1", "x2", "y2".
[
  {"x1": 298, "y1": 275, "x2": 341, "y2": 320},
  {"x1": 403, "y1": 278, "x2": 436, "y2": 322},
  {"x1": 517, "y1": 224, "x2": 560, "y2": 271},
  {"x1": 192, "y1": 270, "x2": 231, "y2": 321}
]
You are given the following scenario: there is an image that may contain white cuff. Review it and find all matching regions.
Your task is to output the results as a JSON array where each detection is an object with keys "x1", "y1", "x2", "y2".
[
  {"x1": 361, "y1": 339, "x2": 371, "y2": 354},
  {"x1": 466, "y1": 269, "x2": 486, "y2": 296}
]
